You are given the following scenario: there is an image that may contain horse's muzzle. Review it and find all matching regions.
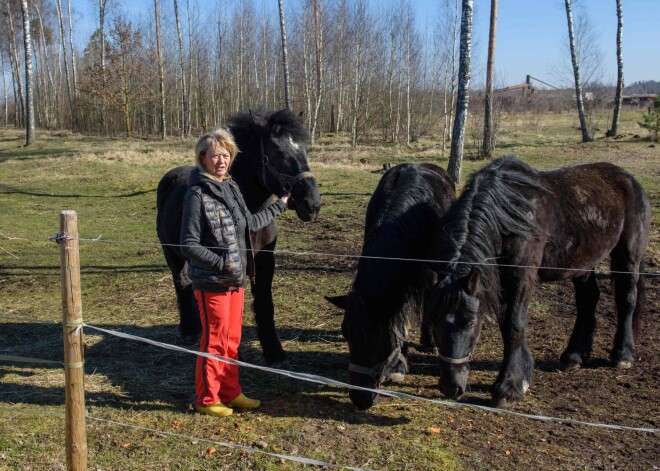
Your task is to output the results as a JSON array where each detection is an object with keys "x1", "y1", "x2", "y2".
[
  {"x1": 439, "y1": 365, "x2": 469, "y2": 400},
  {"x1": 348, "y1": 371, "x2": 379, "y2": 410},
  {"x1": 290, "y1": 178, "x2": 321, "y2": 222},
  {"x1": 349, "y1": 388, "x2": 379, "y2": 410}
]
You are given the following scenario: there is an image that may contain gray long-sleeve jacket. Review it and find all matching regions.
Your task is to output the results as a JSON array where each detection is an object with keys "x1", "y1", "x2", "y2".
[{"x1": 180, "y1": 167, "x2": 286, "y2": 291}]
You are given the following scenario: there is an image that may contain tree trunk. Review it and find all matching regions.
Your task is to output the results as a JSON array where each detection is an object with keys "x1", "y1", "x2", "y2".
[
  {"x1": 310, "y1": 0, "x2": 323, "y2": 145},
  {"x1": 608, "y1": 0, "x2": 624, "y2": 137},
  {"x1": 1, "y1": 51, "x2": 7, "y2": 124},
  {"x1": 481, "y1": 0, "x2": 498, "y2": 158},
  {"x1": 34, "y1": 0, "x2": 57, "y2": 128},
  {"x1": 19, "y1": 0, "x2": 34, "y2": 144},
  {"x1": 67, "y1": 0, "x2": 78, "y2": 99},
  {"x1": 447, "y1": 0, "x2": 473, "y2": 183},
  {"x1": 154, "y1": 0, "x2": 166, "y2": 139},
  {"x1": 5, "y1": 0, "x2": 25, "y2": 125},
  {"x1": 99, "y1": 0, "x2": 107, "y2": 134},
  {"x1": 405, "y1": 21, "x2": 412, "y2": 147},
  {"x1": 55, "y1": 0, "x2": 74, "y2": 129},
  {"x1": 174, "y1": 0, "x2": 187, "y2": 137},
  {"x1": 185, "y1": 0, "x2": 193, "y2": 135},
  {"x1": 278, "y1": 0, "x2": 291, "y2": 110},
  {"x1": 564, "y1": 0, "x2": 591, "y2": 142}
]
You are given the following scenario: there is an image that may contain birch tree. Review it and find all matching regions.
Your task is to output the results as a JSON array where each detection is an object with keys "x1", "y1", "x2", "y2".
[
  {"x1": 481, "y1": 0, "x2": 498, "y2": 158},
  {"x1": 447, "y1": 0, "x2": 473, "y2": 183},
  {"x1": 19, "y1": 0, "x2": 34, "y2": 144},
  {"x1": 67, "y1": 0, "x2": 78, "y2": 99},
  {"x1": 607, "y1": 0, "x2": 623, "y2": 138},
  {"x1": 154, "y1": 0, "x2": 165, "y2": 138},
  {"x1": 5, "y1": 0, "x2": 25, "y2": 125},
  {"x1": 278, "y1": 0, "x2": 291, "y2": 110},
  {"x1": 309, "y1": 0, "x2": 323, "y2": 144},
  {"x1": 564, "y1": 0, "x2": 591, "y2": 142},
  {"x1": 174, "y1": 0, "x2": 187, "y2": 137}
]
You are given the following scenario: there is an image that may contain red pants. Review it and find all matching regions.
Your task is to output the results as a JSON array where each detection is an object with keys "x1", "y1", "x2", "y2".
[{"x1": 194, "y1": 289, "x2": 244, "y2": 407}]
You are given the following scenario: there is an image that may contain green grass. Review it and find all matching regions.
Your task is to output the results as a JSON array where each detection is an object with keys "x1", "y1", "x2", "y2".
[{"x1": 0, "y1": 111, "x2": 658, "y2": 469}]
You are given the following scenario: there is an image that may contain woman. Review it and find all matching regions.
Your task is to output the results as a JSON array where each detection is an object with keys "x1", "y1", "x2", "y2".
[{"x1": 180, "y1": 128, "x2": 289, "y2": 418}]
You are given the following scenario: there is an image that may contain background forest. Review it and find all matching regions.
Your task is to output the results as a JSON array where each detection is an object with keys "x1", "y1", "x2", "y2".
[{"x1": 2, "y1": 0, "x2": 656, "y2": 147}]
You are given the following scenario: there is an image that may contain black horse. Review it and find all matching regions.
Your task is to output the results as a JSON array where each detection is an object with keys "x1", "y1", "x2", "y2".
[
  {"x1": 427, "y1": 156, "x2": 651, "y2": 407},
  {"x1": 327, "y1": 163, "x2": 455, "y2": 410},
  {"x1": 156, "y1": 109, "x2": 321, "y2": 367}
]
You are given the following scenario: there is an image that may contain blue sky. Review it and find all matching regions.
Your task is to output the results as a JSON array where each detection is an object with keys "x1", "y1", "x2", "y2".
[
  {"x1": 416, "y1": 0, "x2": 660, "y2": 86},
  {"x1": 70, "y1": 0, "x2": 660, "y2": 86}
]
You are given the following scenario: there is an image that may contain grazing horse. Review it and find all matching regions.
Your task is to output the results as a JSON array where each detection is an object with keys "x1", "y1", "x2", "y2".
[
  {"x1": 427, "y1": 156, "x2": 650, "y2": 407},
  {"x1": 156, "y1": 109, "x2": 321, "y2": 367},
  {"x1": 327, "y1": 163, "x2": 455, "y2": 410}
]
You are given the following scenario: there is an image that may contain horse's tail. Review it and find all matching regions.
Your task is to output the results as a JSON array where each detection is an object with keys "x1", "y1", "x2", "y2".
[{"x1": 633, "y1": 264, "x2": 645, "y2": 340}]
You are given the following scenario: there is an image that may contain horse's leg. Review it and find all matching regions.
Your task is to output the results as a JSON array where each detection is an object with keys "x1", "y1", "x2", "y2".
[
  {"x1": 162, "y1": 245, "x2": 200, "y2": 344},
  {"x1": 610, "y1": 252, "x2": 642, "y2": 369},
  {"x1": 560, "y1": 271, "x2": 599, "y2": 371},
  {"x1": 252, "y1": 244, "x2": 288, "y2": 368},
  {"x1": 492, "y1": 270, "x2": 535, "y2": 407},
  {"x1": 419, "y1": 308, "x2": 438, "y2": 354}
]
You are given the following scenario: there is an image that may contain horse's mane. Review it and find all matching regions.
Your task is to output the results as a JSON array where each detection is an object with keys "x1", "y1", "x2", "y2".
[
  {"x1": 228, "y1": 109, "x2": 310, "y2": 146},
  {"x1": 433, "y1": 156, "x2": 548, "y2": 320},
  {"x1": 354, "y1": 165, "x2": 445, "y2": 322}
]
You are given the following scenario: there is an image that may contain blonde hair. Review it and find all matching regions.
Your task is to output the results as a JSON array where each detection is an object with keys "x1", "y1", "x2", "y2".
[{"x1": 194, "y1": 128, "x2": 239, "y2": 181}]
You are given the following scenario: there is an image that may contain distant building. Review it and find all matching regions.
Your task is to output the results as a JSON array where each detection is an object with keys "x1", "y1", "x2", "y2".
[{"x1": 621, "y1": 94, "x2": 657, "y2": 106}]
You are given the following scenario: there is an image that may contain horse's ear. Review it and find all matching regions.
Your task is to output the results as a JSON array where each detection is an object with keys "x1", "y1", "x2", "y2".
[
  {"x1": 325, "y1": 294, "x2": 348, "y2": 311},
  {"x1": 249, "y1": 109, "x2": 268, "y2": 128},
  {"x1": 460, "y1": 268, "x2": 481, "y2": 295},
  {"x1": 298, "y1": 111, "x2": 304, "y2": 121}
]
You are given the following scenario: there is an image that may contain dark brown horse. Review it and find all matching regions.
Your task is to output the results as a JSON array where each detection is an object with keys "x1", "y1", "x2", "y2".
[
  {"x1": 156, "y1": 109, "x2": 321, "y2": 367},
  {"x1": 327, "y1": 163, "x2": 455, "y2": 410},
  {"x1": 427, "y1": 156, "x2": 651, "y2": 407}
]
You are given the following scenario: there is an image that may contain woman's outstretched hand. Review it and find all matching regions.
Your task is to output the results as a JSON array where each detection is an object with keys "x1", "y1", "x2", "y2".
[{"x1": 280, "y1": 193, "x2": 291, "y2": 205}]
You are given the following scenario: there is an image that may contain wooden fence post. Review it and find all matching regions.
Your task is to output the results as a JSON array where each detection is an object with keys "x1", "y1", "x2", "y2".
[{"x1": 59, "y1": 210, "x2": 87, "y2": 471}]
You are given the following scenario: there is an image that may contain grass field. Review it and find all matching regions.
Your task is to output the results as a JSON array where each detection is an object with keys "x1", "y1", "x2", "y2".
[{"x1": 1, "y1": 110, "x2": 658, "y2": 470}]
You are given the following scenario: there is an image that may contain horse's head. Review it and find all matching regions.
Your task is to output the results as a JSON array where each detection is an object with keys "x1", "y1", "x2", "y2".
[
  {"x1": 329, "y1": 291, "x2": 406, "y2": 410},
  {"x1": 429, "y1": 268, "x2": 485, "y2": 400},
  {"x1": 249, "y1": 110, "x2": 321, "y2": 222}
]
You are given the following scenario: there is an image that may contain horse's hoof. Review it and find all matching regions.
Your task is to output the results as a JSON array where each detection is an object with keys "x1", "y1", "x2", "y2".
[
  {"x1": 491, "y1": 396, "x2": 512, "y2": 409},
  {"x1": 615, "y1": 360, "x2": 632, "y2": 369},
  {"x1": 560, "y1": 360, "x2": 582, "y2": 372},
  {"x1": 179, "y1": 333, "x2": 201, "y2": 346},
  {"x1": 268, "y1": 359, "x2": 291, "y2": 370},
  {"x1": 384, "y1": 372, "x2": 405, "y2": 384}
]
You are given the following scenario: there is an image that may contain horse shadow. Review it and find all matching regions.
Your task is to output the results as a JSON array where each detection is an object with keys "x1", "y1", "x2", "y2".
[{"x1": 0, "y1": 321, "x2": 409, "y2": 425}]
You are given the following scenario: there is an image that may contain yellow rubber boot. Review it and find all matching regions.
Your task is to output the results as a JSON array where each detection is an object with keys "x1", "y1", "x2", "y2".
[
  {"x1": 196, "y1": 402, "x2": 233, "y2": 417},
  {"x1": 227, "y1": 393, "x2": 260, "y2": 410}
]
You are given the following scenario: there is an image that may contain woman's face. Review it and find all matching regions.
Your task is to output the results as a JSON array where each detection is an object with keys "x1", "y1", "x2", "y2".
[{"x1": 202, "y1": 145, "x2": 231, "y2": 179}]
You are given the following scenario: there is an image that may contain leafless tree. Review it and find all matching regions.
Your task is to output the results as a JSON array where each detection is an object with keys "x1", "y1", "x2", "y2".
[
  {"x1": 309, "y1": 0, "x2": 324, "y2": 144},
  {"x1": 5, "y1": 0, "x2": 25, "y2": 125},
  {"x1": 278, "y1": 0, "x2": 291, "y2": 110},
  {"x1": 607, "y1": 0, "x2": 623, "y2": 137},
  {"x1": 56, "y1": 0, "x2": 75, "y2": 127},
  {"x1": 564, "y1": 0, "x2": 591, "y2": 142},
  {"x1": 173, "y1": 0, "x2": 187, "y2": 137},
  {"x1": 447, "y1": 0, "x2": 473, "y2": 183},
  {"x1": 19, "y1": 0, "x2": 34, "y2": 144},
  {"x1": 154, "y1": 0, "x2": 165, "y2": 138},
  {"x1": 1, "y1": 51, "x2": 7, "y2": 124},
  {"x1": 481, "y1": 0, "x2": 498, "y2": 158},
  {"x1": 436, "y1": 0, "x2": 460, "y2": 152},
  {"x1": 67, "y1": 0, "x2": 78, "y2": 99}
]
